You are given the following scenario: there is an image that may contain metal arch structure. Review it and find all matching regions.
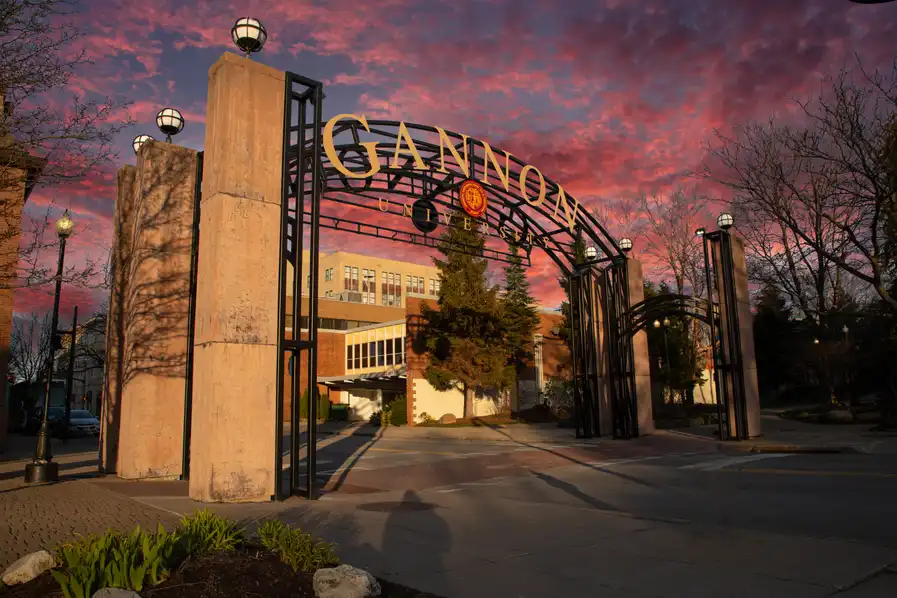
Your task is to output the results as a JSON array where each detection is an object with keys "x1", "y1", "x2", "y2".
[
  {"x1": 624, "y1": 294, "x2": 713, "y2": 337},
  {"x1": 277, "y1": 72, "x2": 637, "y2": 500}
]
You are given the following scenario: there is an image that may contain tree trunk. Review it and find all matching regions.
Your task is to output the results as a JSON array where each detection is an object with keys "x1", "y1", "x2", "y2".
[{"x1": 463, "y1": 384, "x2": 474, "y2": 419}]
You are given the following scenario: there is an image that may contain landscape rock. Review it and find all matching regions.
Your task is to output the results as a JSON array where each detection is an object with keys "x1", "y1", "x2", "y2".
[
  {"x1": 1, "y1": 550, "x2": 56, "y2": 586},
  {"x1": 93, "y1": 589, "x2": 142, "y2": 598},
  {"x1": 439, "y1": 413, "x2": 457, "y2": 424},
  {"x1": 313, "y1": 564, "x2": 381, "y2": 598}
]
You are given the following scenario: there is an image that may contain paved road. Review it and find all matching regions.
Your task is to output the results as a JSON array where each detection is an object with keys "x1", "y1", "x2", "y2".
[{"x1": 4, "y1": 429, "x2": 897, "y2": 596}]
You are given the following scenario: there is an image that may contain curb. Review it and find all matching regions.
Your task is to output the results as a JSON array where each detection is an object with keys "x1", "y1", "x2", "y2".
[
  {"x1": 735, "y1": 444, "x2": 866, "y2": 455},
  {"x1": 315, "y1": 426, "x2": 597, "y2": 444}
]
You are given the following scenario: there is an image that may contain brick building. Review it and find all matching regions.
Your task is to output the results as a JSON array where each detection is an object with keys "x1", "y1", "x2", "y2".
[
  {"x1": 0, "y1": 93, "x2": 44, "y2": 449},
  {"x1": 285, "y1": 251, "x2": 569, "y2": 424}
]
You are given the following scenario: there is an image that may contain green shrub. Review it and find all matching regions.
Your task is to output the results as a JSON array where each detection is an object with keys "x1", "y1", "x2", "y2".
[
  {"x1": 179, "y1": 509, "x2": 245, "y2": 556},
  {"x1": 418, "y1": 411, "x2": 436, "y2": 424},
  {"x1": 299, "y1": 389, "x2": 331, "y2": 421},
  {"x1": 255, "y1": 519, "x2": 339, "y2": 573},
  {"x1": 388, "y1": 395, "x2": 408, "y2": 426},
  {"x1": 51, "y1": 524, "x2": 179, "y2": 598}
]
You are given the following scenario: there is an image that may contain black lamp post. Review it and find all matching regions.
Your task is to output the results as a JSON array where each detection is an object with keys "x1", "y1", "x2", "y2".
[
  {"x1": 653, "y1": 318, "x2": 672, "y2": 398},
  {"x1": 24, "y1": 209, "x2": 74, "y2": 484}
]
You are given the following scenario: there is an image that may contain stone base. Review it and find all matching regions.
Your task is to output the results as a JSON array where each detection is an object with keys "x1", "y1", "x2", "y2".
[{"x1": 189, "y1": 342, "x2": 277, "y2": 502}]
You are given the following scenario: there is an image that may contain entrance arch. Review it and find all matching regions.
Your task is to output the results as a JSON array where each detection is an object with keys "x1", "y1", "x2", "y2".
[{"x1": 102, "y1": 53, "x2": 759, "y2": 504}]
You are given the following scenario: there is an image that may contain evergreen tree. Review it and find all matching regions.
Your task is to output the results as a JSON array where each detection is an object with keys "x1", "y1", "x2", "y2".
[
  {"x1": 753, "y1": 285, "x2": 796, "y2": 400},
  {"x1": 502, "y1": 245, "x2": 541, "y2": 390},
  {"x1": 421, "y1": 213, "x2": 509, "y2": 418}
]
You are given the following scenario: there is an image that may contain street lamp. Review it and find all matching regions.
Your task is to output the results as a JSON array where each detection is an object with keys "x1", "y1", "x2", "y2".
[
  {"x1": 717, "y1": 213, "x2": 735, "y2": 230},
  {"x1": 814, "y1": 338, "x2": 820, "y2": 345},
  {"x1": 654, "y1": 318, "x2": 673, "y2": 399},
  {"x1": 695, "y1": 227, "x2": 706, "y2": 237},
  {"x1": 619, "y1": 237, "x2": 633, "y2": 252},
  {"x1": 584, "y1": 245, "x2": 598, "y2": 260},
  {"x1": 156, "y1": 108, "x2": 184, "y2": 143},
  {"x1": 24, "y1": 210, "x2": 74, "y2": 484},
  {"x1": 232, "y1": 17, "x2": 268, "y2": 57}
]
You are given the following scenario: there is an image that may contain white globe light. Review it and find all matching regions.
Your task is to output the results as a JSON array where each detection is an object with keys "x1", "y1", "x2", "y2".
[
  {"x1": 232, "y1": 17, "x2": 268, "y2": 55},
  {"x1": 132, "y1": 134, "x2": 154, "y2": 155},
  {"x1": 717, "y1": 212, "x2": 735, "y2": 230},
  {"x1": 619, "y1": 237, "x2": 633, "y2": 252},
  {"x1": 584, "y1": 246, "x2": 598, "y2": 260},
  {"x1": 156, "y1": 108, "x2": 184, "y2": 140}
]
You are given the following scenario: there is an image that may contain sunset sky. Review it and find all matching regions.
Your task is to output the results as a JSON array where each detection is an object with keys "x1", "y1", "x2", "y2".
[{"x1": 15, "y1": 0, "x2": 897, "y2": 320}]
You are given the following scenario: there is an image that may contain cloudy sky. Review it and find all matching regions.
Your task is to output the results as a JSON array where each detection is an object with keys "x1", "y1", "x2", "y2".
[{"x1": 16, "y1": 0, "x2": 897, "y2": 319}]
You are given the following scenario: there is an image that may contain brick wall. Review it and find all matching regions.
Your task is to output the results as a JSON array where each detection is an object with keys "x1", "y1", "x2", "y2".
[
  {"x1": 282, "y1": 329, "x2": 345, "y2": 421},
  {"x1": 0, "y1": 170, "x2": 26, "y2": 449}
]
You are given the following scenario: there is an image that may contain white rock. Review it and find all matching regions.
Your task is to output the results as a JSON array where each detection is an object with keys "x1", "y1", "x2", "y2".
[
  {"x1": 92, "y1": 590, "x2": 142, "y2": 598},
  {"x1": 1, "y1": 550, "x2": 56, "y2": 586},
  {"x1": 313, "y1": 564, "x2": 382, "y2": 598}
]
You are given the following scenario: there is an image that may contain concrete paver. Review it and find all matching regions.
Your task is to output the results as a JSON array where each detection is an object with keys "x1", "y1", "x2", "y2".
[{"x1": 0, "y1": 480, "x2": 179, "y2": 571}]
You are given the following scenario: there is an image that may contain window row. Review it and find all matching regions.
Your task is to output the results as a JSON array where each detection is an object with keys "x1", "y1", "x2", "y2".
[
  {"x1": 285, "y1": 315, "x2": 376, "y2": 331},
  {"x1": 347, "y1": 337, "x2": 406, "y2": 370},
  {"x1": 407, "y1": 275, "x2": 425, "y2": 295}
]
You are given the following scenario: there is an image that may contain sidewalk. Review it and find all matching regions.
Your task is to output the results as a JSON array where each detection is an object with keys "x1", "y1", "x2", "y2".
[
  {"x1": 661, "y1": 413, "x2": 897, "y2": 455},
  {"x1": 308, "y1": 420, "x2": 596, "y2": 444}
]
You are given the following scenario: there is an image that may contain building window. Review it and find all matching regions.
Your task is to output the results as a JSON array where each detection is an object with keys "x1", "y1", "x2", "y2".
[
  {"x1": 344, "y1": 266, "x2": 350, "y2": 291},
  {"x1": 361, "y1": 343, "x2": 369, "y2": 368},
  {"x1": 377, "y1": 340, "x2": 385, "y2": 366},
  {"x1": 347, "y1": 345, "x2": 353, "y2": 370},
  {"x1": 362, "y1": 269, "x2": 376, "y2": 304},
  {"x1": 382, "y1": 271, "x2": 401, "y2": 306},
  {"x1": 429, "y1": 278, "x2": 440, "y2": 296},
  {"x1": 407, "y1": 275, "x2": 424, "y2": 295},
  {"x1": 385, "y1": 338, "x2": 394, "y2": 365},
  {"x1": 354, "y1": 345, "x2": 361, "y2": 369}
]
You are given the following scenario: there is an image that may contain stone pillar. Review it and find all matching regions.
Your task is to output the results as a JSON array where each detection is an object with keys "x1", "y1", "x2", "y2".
[
  {"x1": 626, "y1": 257, "x2": 654, "y2": 435},
  {"x1": 116, "y1": 142, "x2": 197, "y2": 479},
  {"x1": 189, "y1": 52, "x2": 284, "y2": 502},
  {"x1": 730, "y1": 234, "x2": 761, "y2": 437},
  {"x1": 99, "y1": 165, "x2": 137, "y2": 473}
]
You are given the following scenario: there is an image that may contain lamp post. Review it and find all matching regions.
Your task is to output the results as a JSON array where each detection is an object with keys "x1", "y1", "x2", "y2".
[
  {"x1": 653, "y1": 318, "x2": 672, "y2": 397},
  {"x1": 232, "y1": 17, "x2": 268, "y2": 58},
  {"x1": 24, "y1": 210, "x2": 74, "y2": 484},
  {"x1": 585, "y1": 245, "x2": 598, "y2": 260},
  {"x1": 156, "y1": 108, "x2": 184, "y2": 143},
  {"x1": 619, "y1": 237, "x2": 633, "y2": 253}
]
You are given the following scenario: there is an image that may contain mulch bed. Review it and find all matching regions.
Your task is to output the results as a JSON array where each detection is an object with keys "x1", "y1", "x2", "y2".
[{"x1": 1, "y1": 549, "x2": 444, "y2": 598}]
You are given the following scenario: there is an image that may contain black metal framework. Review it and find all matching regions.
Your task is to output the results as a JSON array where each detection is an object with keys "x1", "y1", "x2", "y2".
[
  {"x1": 703, "y1": 229, "x2": 750, "y2": 440},
  {"x1": 181, "y1": 151, "x2": 204, "y2": 481},
  {"x1": 277, "y1": 72, "x2": 629, "y2": 500}
]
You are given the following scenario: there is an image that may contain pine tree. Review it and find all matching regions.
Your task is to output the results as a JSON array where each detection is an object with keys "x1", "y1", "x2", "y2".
[
  {"x1": 502, "y1": 245, "x2": 541, "y2": 391},
  {"x1": 421, "y1": 213, "x2": 509, "y2": 418}
]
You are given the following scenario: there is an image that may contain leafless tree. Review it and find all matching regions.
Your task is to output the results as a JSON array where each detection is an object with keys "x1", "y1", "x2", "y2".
[
  {"x1": 0, "y1": 0, "x2": 133, "y2": 290},
  {"x1": 634, "y1": 188, "x2": 710, "y2": 298},
  {"x1": 9, "y1": 311, "x2": 51, "y2": 383},
  {"x1": 704, "y1": 59, "x2": 897, "y2": 314}
]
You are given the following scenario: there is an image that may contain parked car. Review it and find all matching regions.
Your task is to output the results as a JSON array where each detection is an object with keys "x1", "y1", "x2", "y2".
[
  {"x1": 23, "y1": 407, "x2": 65, "y2": 435},
  {"x1": 68, "y1": 409, "x2": 101, "y2": 437}
]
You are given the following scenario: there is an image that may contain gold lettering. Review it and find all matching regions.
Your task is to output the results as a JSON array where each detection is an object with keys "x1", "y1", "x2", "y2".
[
  {"x1": 463, "y1": 217, "x2": 471, "y2": 231},
  {"x1": 499, "y1": 226, "x2": 509, "y2": 240},
  {"x1": 435, "y1": 128, "x2": 470, "y2": 178},
  {"x1": 323, "y1": 113, "x2": 380, "y2": 179},
  {"x1": 518, "y1": 164, "x2": 546, "y2": 207},
  {"x1": 378, "y1": 198, "x2": 390, "y2": 212},
  {"x1": 480, "y1": 141, "x2": 512, "y2": 191},
  {"x1": 553, "y1": 184, "x2": 580, "y2": 234},
  {"x1": 402, "y1": 203, "x2": 413, "y2": 218},
  {"x1": 514, "y1": 229, "x2": 521, "y2": 243},
  {"x1": 527, "y1": 231, "x2": 535, "y2": 246},
  {"x1": 426, "y1": 208, "x2": 432, "y2": 222},
  {"x1": 480, "y1": 221, "x2": 489, "y2": 236},
  {"x1": 390, "y1": 121, "x2": 427, "y2": 169},
  {"x1": 439, "y1": 209, "x2": 452, "y2": 226}
]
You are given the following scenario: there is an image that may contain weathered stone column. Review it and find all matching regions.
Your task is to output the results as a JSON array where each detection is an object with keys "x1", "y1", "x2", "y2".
[
  {"x1": 116, "y1": 142, "x2": 197, "y2": 479},
  {"x1": 189, "y1": 52, "x2": 284, "y2": 502},
  {"x1": 99, "y1": 165, "x2": 137, "y2": 473},
  {"x1": 626, "y1": 257, "x2": 655, "y2": 435},
  {"x1": 731, "y1": 234, "x2": 761, "y2": 437}
]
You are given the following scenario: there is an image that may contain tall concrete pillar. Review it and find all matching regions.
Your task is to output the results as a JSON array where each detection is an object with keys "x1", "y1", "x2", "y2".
[
  {"x1": 730, "y1": 234, "x2": 761, "y2": 437},
  {"x1": 189, "y1": 52, "x2": 284, "y2": 502},
  {"x1": 626, "y1": 257, "x2": 654, "y2": 435},
  {"x1": 99, "y1": 165, "x2": 137, "y2": 473},
  {"x1": 116, "y1": 142, "x2": 197, "y2": 479}
]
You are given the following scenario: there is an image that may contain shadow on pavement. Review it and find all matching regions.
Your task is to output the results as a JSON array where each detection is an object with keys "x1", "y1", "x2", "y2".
[{"x1": 272, "y1": 488, "x2": 452, "y2": 596}]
